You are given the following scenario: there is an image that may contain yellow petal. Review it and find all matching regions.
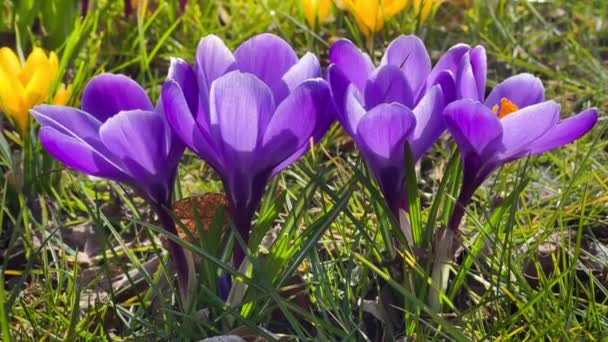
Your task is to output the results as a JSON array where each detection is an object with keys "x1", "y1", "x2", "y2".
[
  {"x1": 418, "y1": 0, "x2": 442, "y2": 22},
  {"x1": 19, "y1": 47, "x2": 50, "y2": 85},
  {"x1": 345, "y1": 0, "x2": 408, "y2": 36},
  {"x1": 23, "y1": 67, "x2": 52, "y2": 110},
  {"x1": 0, "y1": 47, "x2": 22, "y2": 78},
  {"x1": 302, "y1": 0, "x2": 332, "y2": 27},
  {"x1": 52, "y1": 83, "x2": 72, "y2": 105},
  {"x1": 0, "y1": 66, "x2": 26, "y2": 119},
  {"x1": 49, "y1": 51, "x2": 59, "y2": 81}
]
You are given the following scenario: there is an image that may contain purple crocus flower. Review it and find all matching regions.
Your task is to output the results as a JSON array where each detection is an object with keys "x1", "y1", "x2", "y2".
[
  {"x1": 327, "y1": 35, "x2": 483, "y2": 217},
  {"x1": 31, "y1": 74, "x2": 191, "y2": 298},
  {"x1": 161, "y1": 34, "x2": 332, "y2": 264},
  {"x1": 444, "y1": 73, "x2": 598, "y2": 231}
]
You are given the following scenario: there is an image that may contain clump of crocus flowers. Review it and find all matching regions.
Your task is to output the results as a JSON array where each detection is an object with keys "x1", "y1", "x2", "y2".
[
  {"x1": 0, "y1": 47, "x2": 71, "y2": 134},
  {"x1": 32, "y1": 31, "x2": 598, "y2": 307}
]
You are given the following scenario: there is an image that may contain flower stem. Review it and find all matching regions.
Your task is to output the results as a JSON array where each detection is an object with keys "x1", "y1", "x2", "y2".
[{"x1": 155, "y1": 204, "x2": 195, "y2": 307}]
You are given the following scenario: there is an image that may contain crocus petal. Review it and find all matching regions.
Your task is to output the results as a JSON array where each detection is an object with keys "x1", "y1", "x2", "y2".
[
  {"x1": 410, "y1": 85, "x2": 445, "y2": 160},
  {"x1": 167, "y1": 58, "x2": 199, "y2": 115},
  {"x1": 31, "y1": 104, "x2": 128, "y2": 181},
  {"x1": 444, "y1": 99, "x2": 503, "y2": 157},
  {"x1": 356, "y1": 103, "x2": 416, "y2": 214},
  {"x1": 364, "y1": 64, "x2": 414, "y2": 109},
  {"x1": 328, "y1": 39, "x2": 374, "y2": 93},
  {"x1": 234, "y1": 33, "x2": 298, "y2": 99},
  {"x1": 327, "y1": 65, "x2": 366, "y2": 137},
  {"x1": 484, "y1": 73, "x2": 544, "y2": 110},
  {"x1": 195, "y1": 34, "x2": 236, "y2": 94},
  {"x1": 162, "y1": 80, "x2": 223, "y2": 171},
  {"x1": 380, "y1": 35, "x2": 431, "y2": 96},
  {"x1": 277, "y1": 52, "x2": 321, "y2": 103},
  {"x1": 32, "y1": 104, "x2": 111, "y2": 155},
  {"x1": 469, "y1": 46, "x2": 487, "y2": 101},
  {"x1": 427, "y1": 43, "x2": 471, "y2": 88},
  {"x1": 456, "y1": 53, "x2": 480, "y2": 101},
  {"x1": 39, "y1": 127, "x2": 128, "y2": 181},
  {"x1": 530, "y1": 108, "x2": 598, "y2": 155},
  {"x1": 99, "y1": 110, "x2": 167, "y2": 180},
  {"x1": 81, "y1": 73, "x2": 153, "y2": 122},
  {"x1": 0, "y1": 47, "x2": 21, "y2": 76},
  {"x1": 428, "y1": 70, "x2": 456, "y2": 104},
  {"x1": 494, "y1": 100, "x2": 560, "y2": 161},
  {"x1": 209, "y1": 71, "x2": 276, "y2": 172},
  {"x1": 263, "y1": 79, "x2": 330, "y2": 173}
]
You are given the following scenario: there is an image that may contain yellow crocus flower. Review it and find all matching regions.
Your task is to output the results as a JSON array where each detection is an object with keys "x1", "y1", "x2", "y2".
[
  {"x1": 301, "y1": 0, "x2": 333, "y2": 28},
  {"x1": 342, "y1": 0, "x2": 408, "y2": 37},
  {"x1": 0, "y1": 47, "x2": 70, "y2": 133}
]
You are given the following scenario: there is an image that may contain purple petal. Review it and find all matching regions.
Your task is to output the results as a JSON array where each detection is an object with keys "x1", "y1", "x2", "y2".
[
  {"x1": 444, "y1": 99, "x2": 503, "y2": 157},
  {"x1": 99, "y1": 110, "x2": 168, "y2": 181},
  {"x1": 329, "y1": 39, "x2": 374, "y2": 93},
  {"x1": 263, "y1": 79, "x2": 330, "y2": 173},
  {"x1": 234, "y1": 33, "x2": 298, "y2": 99},
  {"x1": 276, "y1": 52, "x2": 321, "y2": 103},
  {"x1": 327, "y1": 65, "x2": 366, "y2": 137},
  {"x1": 81, "y1": 73, "x2": 153, "y2": 122},
  {"x1": 167, "y1": 58, "x2": 199, "y2": 116},
  {"x1": 209, "y1": 71, "x2": 276, "y2": 172},
  {"x1": 427, "y1": 43, "x2": 471, "y2": 87},
  {"x1": 39, "y1": 127, "x2": 128, "y2": 181},
  {"x1": 162, "y1": 80, "x2": 223, "y2": 171},
  {"x1": 530, "y1": 108, "x2": 598, "y2": 155},
  {"x1": 380, "y1": 35, "x2": 431, "y2": 96},
  {"x1": 356, "y1": 103, "x2": 416, "y2": 214},
  {"x1": 364, "y1": 65, "x2": 414, "y2": 109},
  {"x1": 485, "y1": 73, "x2": 545, "y2": 109},
  {"x1": 356, "y1": 103, "x2": 417, "y2": 166},
  {"x1": 494, "y1": 100, "x2": 560, "y2": 161},
  {"x1": 456, "y1": 53, "x2": 481, "y2": 101},
  {"x1": 410, "y1": 85, "x2": 445, "y2": 160},
  {"x1": 469, "y1": 46, "x2": 487, "y2": 101},
  {"x1": 428, "y1": 70, "x2": 456, "y2": 104},
  {"x1": 195, "y1": 35, "x2": 236, "y2": 93}
]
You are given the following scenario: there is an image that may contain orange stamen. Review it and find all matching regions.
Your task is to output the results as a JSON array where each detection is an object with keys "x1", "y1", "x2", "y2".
[{"x1": 492, "y1": 97, "x2": 519, "y2": 119}]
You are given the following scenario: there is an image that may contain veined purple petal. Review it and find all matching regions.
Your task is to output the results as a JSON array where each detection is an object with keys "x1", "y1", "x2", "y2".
[
  {"x1": 81, "y1": 73, "x2": 153, "y2": 122},
  {"x1": 276, "y1": 52, "x2": 321, "y2": 103},
  {"x1": 329, "y1": 39, "x2": 374, "y2": 94},
  {"x1": 444, "y1": 99, "x2": 503, "y2": 157},
  {"x1": 380, "y1": 35, "x2": 431, "y2": 97},
  {"x1": 427, "y1": 43, "x2": 471, "y2": 87},
  {"x1": 530, "y1": 108, "x2": 598, "y2": 155},
  {"x1": 209, "y1": 71, "x2": 275, "y2": 173},
  {"x1": 234, "y1": 33, "x2": 298, "y2": 99},
  {"x1": 39, "y1": 127, "x2": 128, "y2": 181},
  {"x1": 162, "y1": 80, "x2": 223, "y2": 171},
  {"x1": 485, "y1": 73, "x2": 545, "y2": 110},
  {"x1": 327, "y1": 65, "x2": 366, "y2": 137},
  {"x1": 364, "y1": 65, "x2": 414, "y2": 109},
  {"x1": 410, "y1": 85, "x2": 445, "y2": 160},
  {"x1": 99, "y1": 110, "x2": 168, "y2": 180},
  {"x1": 195, "y1": 35, "x2": 236, "y2": 94},
  {"x1": 356, "y1": 103, "x2": 416, "y2": 215},
  {"x1": 469, "y1": 46, "x2": 487, "y2": 101},
  {"x1": 168, "y1": 58, "x2": 199, "y2": 116},
  {"x1": 456, "y1": 53, "x2": 481, "y2": 101},
  {"x1": 494, "y1": 100, "x2": 560, "y2": 162},
  {"x1": 428, "y1": 70, "x2": 456, "y2": 104},
  {"x1": 263, "y1": 79, "x2": 330, "y2": 173}
]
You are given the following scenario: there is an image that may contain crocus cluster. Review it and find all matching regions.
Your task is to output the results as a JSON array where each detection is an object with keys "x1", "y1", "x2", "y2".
[{"x1": 31, "y1": 32, "x2": 597, "y2": 302}]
